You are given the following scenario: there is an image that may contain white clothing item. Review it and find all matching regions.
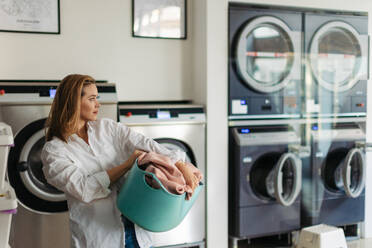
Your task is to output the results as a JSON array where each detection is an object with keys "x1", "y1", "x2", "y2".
[{"x1": 41, "y1": 118, "x2": 186, "y2": 248}]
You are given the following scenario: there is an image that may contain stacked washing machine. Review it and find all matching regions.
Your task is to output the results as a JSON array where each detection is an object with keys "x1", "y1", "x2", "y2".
[
  {"x1": 228, "y1": 3, "x2": 368, "y2": 247},
  {"x1": 301, "y1": 10, "x2": 368, "y2": 230},
  {"x1": 228, "y1": 4, "x2": 305, "y2": 247}
]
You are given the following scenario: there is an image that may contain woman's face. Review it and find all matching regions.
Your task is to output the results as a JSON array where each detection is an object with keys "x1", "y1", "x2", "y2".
[{"x1": 80, "y1": 84, "x2": 100, "y2": 122}]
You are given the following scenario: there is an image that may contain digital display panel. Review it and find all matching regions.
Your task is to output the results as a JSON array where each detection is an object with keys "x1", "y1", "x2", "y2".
[
  {"x1": 240, "y1": 128, "x2": 250, "y2": 133},
  {"x1": 157, "y1": 111, "x2": 171, "y2": 119},
  {"x1": 49, "y1": 89, "x2": 56, "y2": 98}
]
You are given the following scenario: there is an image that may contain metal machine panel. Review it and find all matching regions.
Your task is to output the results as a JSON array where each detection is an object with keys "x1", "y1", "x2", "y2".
[
  {"x1": 228, "y1": 4, "x2": 302, "y2": 119},
  {"x1": 301, "y1": 122, "x2": 366, "y2": 227},
  {"x1": 119, "y1": 103, "x2": 206, "y2": 248},
  {"x1": 304, "y1": 12, "x2": 369, "y2": 117},
  {"x1": 229, "y1": 124, "x2": 304, "y2": 239}
]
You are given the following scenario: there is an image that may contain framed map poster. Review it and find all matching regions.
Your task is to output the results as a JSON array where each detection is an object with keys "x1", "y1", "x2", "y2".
[
  {"x1": 132, "y1": 0, "x2": 186, "y2": 39},
  {"x1": 0, "y1": 0, "x2": 60, "y2": 34}
]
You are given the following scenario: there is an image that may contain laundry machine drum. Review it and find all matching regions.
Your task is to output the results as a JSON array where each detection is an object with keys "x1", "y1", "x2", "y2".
[
  {"x1": 249, "y1": 152, "x2": 301, "y2": 206},
  {"x1": 8, "y1": 119, "x2": 67, "y2": 213},
  {"x1": 154, "y1": 138, "x2": 196, "y2": 165},
  {"x1": 324, "y1": 147, "x2": 365, "y2": 198},
  {"x1": 235, "y1": 16, "x2": 296, "y2": 93},
  {"x1": 309, "y1": 21, "x2": 367, "y2": 92},
  {"x1": 18, "y1": 129, "x2": 65, "y2": 202}
]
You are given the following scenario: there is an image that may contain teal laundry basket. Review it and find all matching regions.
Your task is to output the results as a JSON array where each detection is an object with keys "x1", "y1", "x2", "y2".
[{"x1": 117, "y1": 160, "x2": 203, "y2": 232}]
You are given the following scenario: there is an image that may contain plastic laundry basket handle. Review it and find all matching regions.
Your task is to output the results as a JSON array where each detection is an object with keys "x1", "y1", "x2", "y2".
[{"x1": 141, "y1": 169, "x2": 169, "y2": 193}]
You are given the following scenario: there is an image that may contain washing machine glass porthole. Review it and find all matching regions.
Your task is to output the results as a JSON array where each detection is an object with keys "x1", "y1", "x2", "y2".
[
  {"x1": 249, "y1": 152, "x2": 282, "y2": 201},
  {"x1": 266, "y1": 152, "x2": 301, "y2": 206},
  {"x1": 154, "y1": 138, "x2": 196, "y2": 166},
  {"x1": 19, "y1": 128, "x2": 65, "y2": 203},
  {"x1": 309, "y1": 21, "x2": 364, "y2": 92},
  {"x1": 342, "y1": 148, "x2": 365, "y2": 198},
  {"x1": 235, "y1": 16, "x2": 297, "y2": 93},
  {"x1": 323, "y1": 148, "x2": 349, "y2": 193},
  {"x1": 27, "y1": 136, "x2": 62, "y2": 195},
  {"x1": 324, "y1": 147, "x2": 365, "y2": 197},
  {"x1": 245, "y1": 25, "x2": 294, "y2": 85},
  {"x1": 268, "y1": 157, "x2": 295, "y2": 201},
  {"x1": 7, "y1": 118, "x2": 67, "y2": 213}
]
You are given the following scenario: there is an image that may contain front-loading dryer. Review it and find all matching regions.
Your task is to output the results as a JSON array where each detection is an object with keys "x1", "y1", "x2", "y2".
[
  {"x1": 228, "y1": 4, "x2": 302, "y2": 119},
  {"x1": 119, "y1": 102, "x2": 206, "y2": 248},
  {"x1": 229, "y1": 125, "x2": 303, "y2": 240},
  {"x1": 304, "y1": 11, "x2": 368, "y2": 117},
  {"x1": 301, "y1": 122, "x2": 366, "y2": 227}
]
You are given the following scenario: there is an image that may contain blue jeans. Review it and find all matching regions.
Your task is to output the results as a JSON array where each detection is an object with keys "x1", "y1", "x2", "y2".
[{"x1": 122, "y1": 216, "x2": 141, "y2": 248}]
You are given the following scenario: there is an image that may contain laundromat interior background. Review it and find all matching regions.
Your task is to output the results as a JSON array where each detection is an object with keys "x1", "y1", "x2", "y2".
[{"x1": 2, "y1": 0, "x2": 372, "y2": 247}]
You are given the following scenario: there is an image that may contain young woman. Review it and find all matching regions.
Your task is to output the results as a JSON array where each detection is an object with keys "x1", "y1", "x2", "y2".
[{"x1": 41, "y1": 74, "x2": 198, "y2": 248}]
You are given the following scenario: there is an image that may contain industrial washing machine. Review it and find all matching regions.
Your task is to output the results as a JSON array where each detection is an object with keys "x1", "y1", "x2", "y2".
[
  {"x1": 228, "y1": 3, "x2": 302, "y2": 119},
  {"x1": 301, "y1": 121, "x2": 366, "y2": 227},
  {"x1": 304, "y1": 11, "x2": 369, "y2": 117},
  {"x1": 0, "y1": 81, "x2": 118, "y2": 248},
  {"x1": 119, "y1": 102, "x2": 206, "y2": 248},
  {"x1": 229, "y1": 124, "x2": 306, "y2": 244}
]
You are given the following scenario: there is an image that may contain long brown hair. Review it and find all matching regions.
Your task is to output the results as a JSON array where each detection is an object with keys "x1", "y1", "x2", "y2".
[{"x1": 45, "y1": 74, "x2": 96, "y2": 142}]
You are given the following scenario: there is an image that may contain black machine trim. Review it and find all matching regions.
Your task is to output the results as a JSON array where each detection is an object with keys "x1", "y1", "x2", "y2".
[{"x1": 0, "y1": 84, "x2": 116, "y2": 95}]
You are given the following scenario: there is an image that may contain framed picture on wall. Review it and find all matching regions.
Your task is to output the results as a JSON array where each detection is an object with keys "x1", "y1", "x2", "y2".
[
  {"x1": 0, "y1": 0, "x2": 60, "y2": 34},
  {"x1": 132, "y1": 0, "x2": 187, "y2": 39}
]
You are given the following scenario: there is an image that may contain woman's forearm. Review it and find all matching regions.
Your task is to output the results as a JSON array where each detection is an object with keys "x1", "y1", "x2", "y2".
[
  {"x1": 107, "y1": 150, "x2": 143, "y2": 184},
  {"x1": 106, "y1": 159, "x2": 134, "y2": 184}
]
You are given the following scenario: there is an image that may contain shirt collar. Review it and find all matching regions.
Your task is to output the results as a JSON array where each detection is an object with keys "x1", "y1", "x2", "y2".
[{"x1": 67, "y1": 121, "x2": 94, "y2": 142}]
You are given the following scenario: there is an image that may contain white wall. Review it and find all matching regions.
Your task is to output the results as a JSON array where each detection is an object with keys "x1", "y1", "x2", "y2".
[
  {"x1": 0, "y1": 0, "x2": 193, "y2": 101},
  {"x1": 192, "y1": 1, "x2": 229, "y2": 247},
  {"x1": 197, "y1": 1, "x2": 372, "y2": 247}
]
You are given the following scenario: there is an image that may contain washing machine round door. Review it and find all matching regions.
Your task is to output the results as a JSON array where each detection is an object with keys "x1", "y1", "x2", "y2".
[
  {"x1": 309, "y1": 21, "x2": 367, "y2": 92},
  {"x1": 334, "y1": 148, "x2": 366, "y2": 198},
  {"x1": 265, "y1": 153, "x2": 302, "y2": 206},
  {"x1": 7, "y1": 119, "x2": 67, "y2": 213},
  {"x1": 235, "y1": 16, "x2": 299, "y2": 93},
  {"x1": 154, "y1": 138, "x2": 196, "y2": 165}
]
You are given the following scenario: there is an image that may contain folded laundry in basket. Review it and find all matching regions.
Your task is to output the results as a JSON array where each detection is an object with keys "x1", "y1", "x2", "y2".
[{"x1": 137, "y1": 152, "x2": 203, "y2": 200}]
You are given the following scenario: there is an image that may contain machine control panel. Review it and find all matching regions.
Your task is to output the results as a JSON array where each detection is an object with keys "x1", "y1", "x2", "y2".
[
  {"x1": 233, "y1": 126, "x2": 301, "y2": 146},
  {"x1": 0, "y1": 82, "x2": 117, "y2": 104},
  {"x1": 311, "y1": 123, "x2": 365, "y2": 141},
  {"x1": 119, "y1": 104, "x2": 206, "y2": 124}
]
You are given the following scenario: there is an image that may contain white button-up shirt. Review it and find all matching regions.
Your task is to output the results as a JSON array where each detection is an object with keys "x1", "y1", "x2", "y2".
[{"x1": 41, "y1": 118, "x2": 185, "y2": 248}]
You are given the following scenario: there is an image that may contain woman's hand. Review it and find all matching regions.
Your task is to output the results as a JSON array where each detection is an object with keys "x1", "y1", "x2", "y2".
[
  {"x1": 107, "y1": 149, "x2": 145, "y2": 184},
  {"x1": 175, "y1": 161, "x2": 199, "y2": 192},
  {"x1": 128, "y1": 149, "x2": 145, "y2": 165}
]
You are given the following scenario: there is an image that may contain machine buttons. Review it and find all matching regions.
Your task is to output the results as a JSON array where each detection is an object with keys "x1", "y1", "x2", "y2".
[
  {"x1": 39, "y1": 90, "x2": 49, "y2": 97},
  {"x1": 242, "y1": 157, "x2": 252, "y2": 163},
  {"x1": 316, "y1": 151, "x2": 323, "y2": 158},
  {"x1": 231, "y1": 99, "x2": 248, "y2": 114},
  {"x1": 0, "y1": 89, "x2": 5, "y2": 95},
  {"x1": 261, "y1": 105, "x2": 272, "y2": 111}
]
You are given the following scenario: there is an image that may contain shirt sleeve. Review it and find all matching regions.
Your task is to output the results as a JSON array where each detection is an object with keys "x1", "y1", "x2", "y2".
[
  {"x1": 41, "y1": 141, "x2": 111, "y2": 204},
  {"x1": 115, "y1": 122, "x2": 186, "y2": 163}
]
